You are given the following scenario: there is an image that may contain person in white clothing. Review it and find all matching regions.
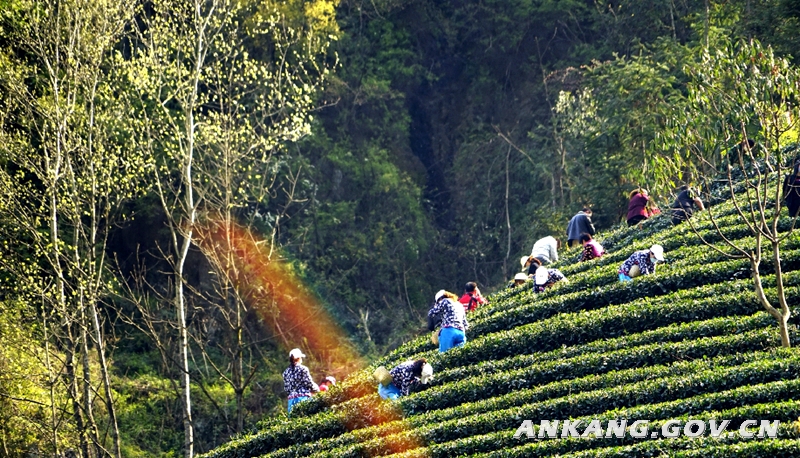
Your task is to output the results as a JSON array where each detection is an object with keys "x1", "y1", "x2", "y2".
[{"x1": 530, "y1": 236, "x2": 560, "y2": 265}]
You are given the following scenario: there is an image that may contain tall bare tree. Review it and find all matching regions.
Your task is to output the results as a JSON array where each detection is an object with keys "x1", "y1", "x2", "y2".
[
  {"x1": 125, "y1": 0, "x2": 337, "y2": 452},
  {"x1": 673, "y1": 39, "x2": 800, "y2": 348},
  {"x1": 0, "y1": 0, "x2": 139, "y2": 456}
]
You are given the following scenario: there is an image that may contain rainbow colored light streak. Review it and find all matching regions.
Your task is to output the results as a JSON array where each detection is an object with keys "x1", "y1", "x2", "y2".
[
  {"x1": 196, "y1": 216, "x2": 364, "y2": 376},
  {"x1": 196, "y1": 216, "x2": 427, "y2": 456}
]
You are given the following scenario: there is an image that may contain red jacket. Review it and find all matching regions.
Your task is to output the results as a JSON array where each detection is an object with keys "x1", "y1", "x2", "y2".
[
  {"x1": 627, "y1": 192, "x2": 650, "y2": 221},
  {"x1": 459, "y1": 293, "x2": 487, "y2": 312}
]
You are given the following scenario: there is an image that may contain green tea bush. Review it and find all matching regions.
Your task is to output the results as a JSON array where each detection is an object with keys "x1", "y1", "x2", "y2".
[
  {"x1": 435, "y1": 313, "x2": 774, "y2": 382},
  {"x1": 204, "y1": 178, "x2": 800, "y2": 458},
  {"x1": 383, "y1": 398, "x2": 800, "y2": 458},
  {"x1": 312, "y1": 355, "x2": 800, "y2": 458},
  {"x1": 264, "y1": 345, "x2": 792, "y2": 458}
]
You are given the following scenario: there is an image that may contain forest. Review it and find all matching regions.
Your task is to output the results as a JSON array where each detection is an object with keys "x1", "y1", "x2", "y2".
[{"x1": 1, "y1": 0, "x2": 800, "y2": 456}]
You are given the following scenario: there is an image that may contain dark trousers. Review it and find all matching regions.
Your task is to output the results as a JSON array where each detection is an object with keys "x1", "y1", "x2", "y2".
[
  {"x1": 787, "y1": 196, "x2": 800, "y2": 218},
  {"x1": 627, "y1": 215, "x2": 647, "y2": 227},
  {"x1": 671, "y1": 208, "x2": 691, "y2": 226}
]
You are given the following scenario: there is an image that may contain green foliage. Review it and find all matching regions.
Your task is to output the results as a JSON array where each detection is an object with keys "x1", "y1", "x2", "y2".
[
  {"x1": 204, "y1": 157, "x2": 800, "y2": 458},
  {"x1": 0, "y1": 299, "x2": 75, "y2": 456},
  {"x1": 278, "y1": 11, "x2": 438, "y2": 352},
  {"x1": 115, "y1": 374, "x2": 275, "y2": 456},
  {"x1": 667, "y1": 37, "x2": 800, "y2": 179},
  {"x1": 435, "y1": 313, "x2": 774, "y2": 383},
  {"x1": 7, "y1": 1, "x2": 800, "y2": 456}
]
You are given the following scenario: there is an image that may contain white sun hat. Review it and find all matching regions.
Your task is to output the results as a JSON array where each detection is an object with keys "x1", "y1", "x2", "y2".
[
  {"x1": 514, "y1": 272, "x2": 528, "y2": 281},
  {"x1": 434, "y1": 289, "x2": 447, "y2": 302},
  {"x1": 289, "y1": 348, "x2": 305, "y2": 359},
  {"x1": 534, "y1": 266, "x2": 549, "y2": 285},
  {"x1": 650, "y1": 244, "x2": 665, "y2": 261},
  {"x1": 520, "y1": 256, "x2": 531, "y2": 267},
  {"x1": 420, "y1": 363, "x2": 434, "y2": 384}
]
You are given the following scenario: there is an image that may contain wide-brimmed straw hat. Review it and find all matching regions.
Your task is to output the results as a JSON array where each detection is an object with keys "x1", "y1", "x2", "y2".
[{"x1": 373, "y1": 366, "x2": 392, "y2": 386}]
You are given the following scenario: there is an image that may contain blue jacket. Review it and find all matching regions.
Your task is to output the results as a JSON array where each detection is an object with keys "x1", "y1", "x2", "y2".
[{"x1": 567, "y1": 212, "x2": 595, "y2": 241}]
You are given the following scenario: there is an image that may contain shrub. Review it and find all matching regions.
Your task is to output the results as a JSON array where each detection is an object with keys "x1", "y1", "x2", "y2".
[{"x1": 317, "y1": 354, "x2": 800, "y2": 458}]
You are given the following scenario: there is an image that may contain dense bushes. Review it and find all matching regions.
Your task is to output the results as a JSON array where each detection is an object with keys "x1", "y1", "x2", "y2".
[
  {"x1": 434, "y1": 313, "x2": 774, "y2": 382},
  {"x1": 314, "y1": 355, "x2": 800, "y2": 457},
  {"x1": 260, "y1": 344, "x2": 793, "y2": 458},
  {"x1": 203, "y1": 189, "x2": 800, "y2": 458}
]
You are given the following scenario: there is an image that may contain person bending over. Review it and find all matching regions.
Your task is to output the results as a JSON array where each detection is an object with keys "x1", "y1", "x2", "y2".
[
  {"x1": 428, "y1": 290, "x2": 468, "y2": 352},
  {"x1": 377, "y1": 359, "x2": 433, "y2": 400},
  {"x1": 618, "y1": 244, "x2": 664, "y2": 282}
]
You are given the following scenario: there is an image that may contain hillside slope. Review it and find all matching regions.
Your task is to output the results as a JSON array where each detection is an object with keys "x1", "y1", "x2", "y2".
[{"x1": 204, "y1": 190, "x2": 800, "y2": 458}]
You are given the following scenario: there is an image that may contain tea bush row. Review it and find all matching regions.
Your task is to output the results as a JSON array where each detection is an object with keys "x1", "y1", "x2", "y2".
[
  {"x1": 300, "y1": 278, "x2": 795, "y2": 423},
  {"x1": 435, "y1": 312, "x2": 774, "y2": 382},
  {"x1": 308, "y1": 356, "x2": 800, "y2": 458},
  {"x1": 261, "y1": 344, "x2": 790, "y2": 458},
  {"x1": 440, "y1": 286, "x2": 793, "y2": 370},
  {"x1": 207, "y1": 331, "x2": 796, "y2": 458},
  {"x1": 384, "y1": 396, "x2": 800, "y2": 458}
]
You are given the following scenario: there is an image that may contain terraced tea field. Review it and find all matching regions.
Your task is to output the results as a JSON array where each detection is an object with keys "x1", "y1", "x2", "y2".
[{"x1": 204, "y1": 190, "x2": 800, "y2": 458}]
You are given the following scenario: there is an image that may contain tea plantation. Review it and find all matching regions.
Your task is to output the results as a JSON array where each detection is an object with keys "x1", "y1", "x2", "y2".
[{"x1": 204, "y1": 190, "x2": 800, "y2": 457}]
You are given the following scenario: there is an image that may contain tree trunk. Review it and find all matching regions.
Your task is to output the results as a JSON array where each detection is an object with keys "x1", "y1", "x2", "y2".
[
  {"x1": 49, "y1": 75, "x2": 88, "y2": 456},
  {"x1": 751, "y1": 258, "x2": 791, "y2": 348},
  {"x1": 80, "y1": 300, "x2": 100, "y2": 458},
  {"x1": 65, "y1": 336, "x2": 89, "y2": 458},
  {"x1": 778, "y1": 314, "x2": 791, "y2": 348},
  {"x1": 178, "y1": 102, "x2": 197, "y2": 458},
  {"x1": 73, "y1": 218, "x2": 99, "y2": 458},
  {"x1": 176, "y1": 239, "x2": 194, "y2": 458},
  {"x1": 232, "y1": 287, "x2": 245, "y2": 434},
  {"x1": 504, "y1": 144, "x2": 511, "y2": 280},
  {"x1": 41, "y1": 306, "x2": 60, "y2": 457},
  {"x1": 90, "y1": 299, "x2": 122, "y2": 458},
  {"x1": 772, "y1": 241, "x2": 792, "y2": 348},
  {"x1": 87, "y1": 66, "x2": 124, "y2": 458}
]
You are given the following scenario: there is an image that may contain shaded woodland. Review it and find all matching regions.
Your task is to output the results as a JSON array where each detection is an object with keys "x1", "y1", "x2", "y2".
[{"x1": 1, "y1": 0, "x2": 800, "y2": 456}]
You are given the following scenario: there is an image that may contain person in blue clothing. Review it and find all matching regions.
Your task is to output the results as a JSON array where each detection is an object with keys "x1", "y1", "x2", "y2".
[
  {"x1": 377, "y1": 358, "x2": 433, "y2": 400},
  {"x1": 567, "y1": 207, "x2": 596, "y2": 247},
  {"x1": 283, "y1": 348, "x2": 319, "y2": 414},
  {"x1": 618, "y1": 245, "x2": 665, "y2": 282},
  {"x1": 428, "y1": 289, "x2": 468, "y2": 352}
]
